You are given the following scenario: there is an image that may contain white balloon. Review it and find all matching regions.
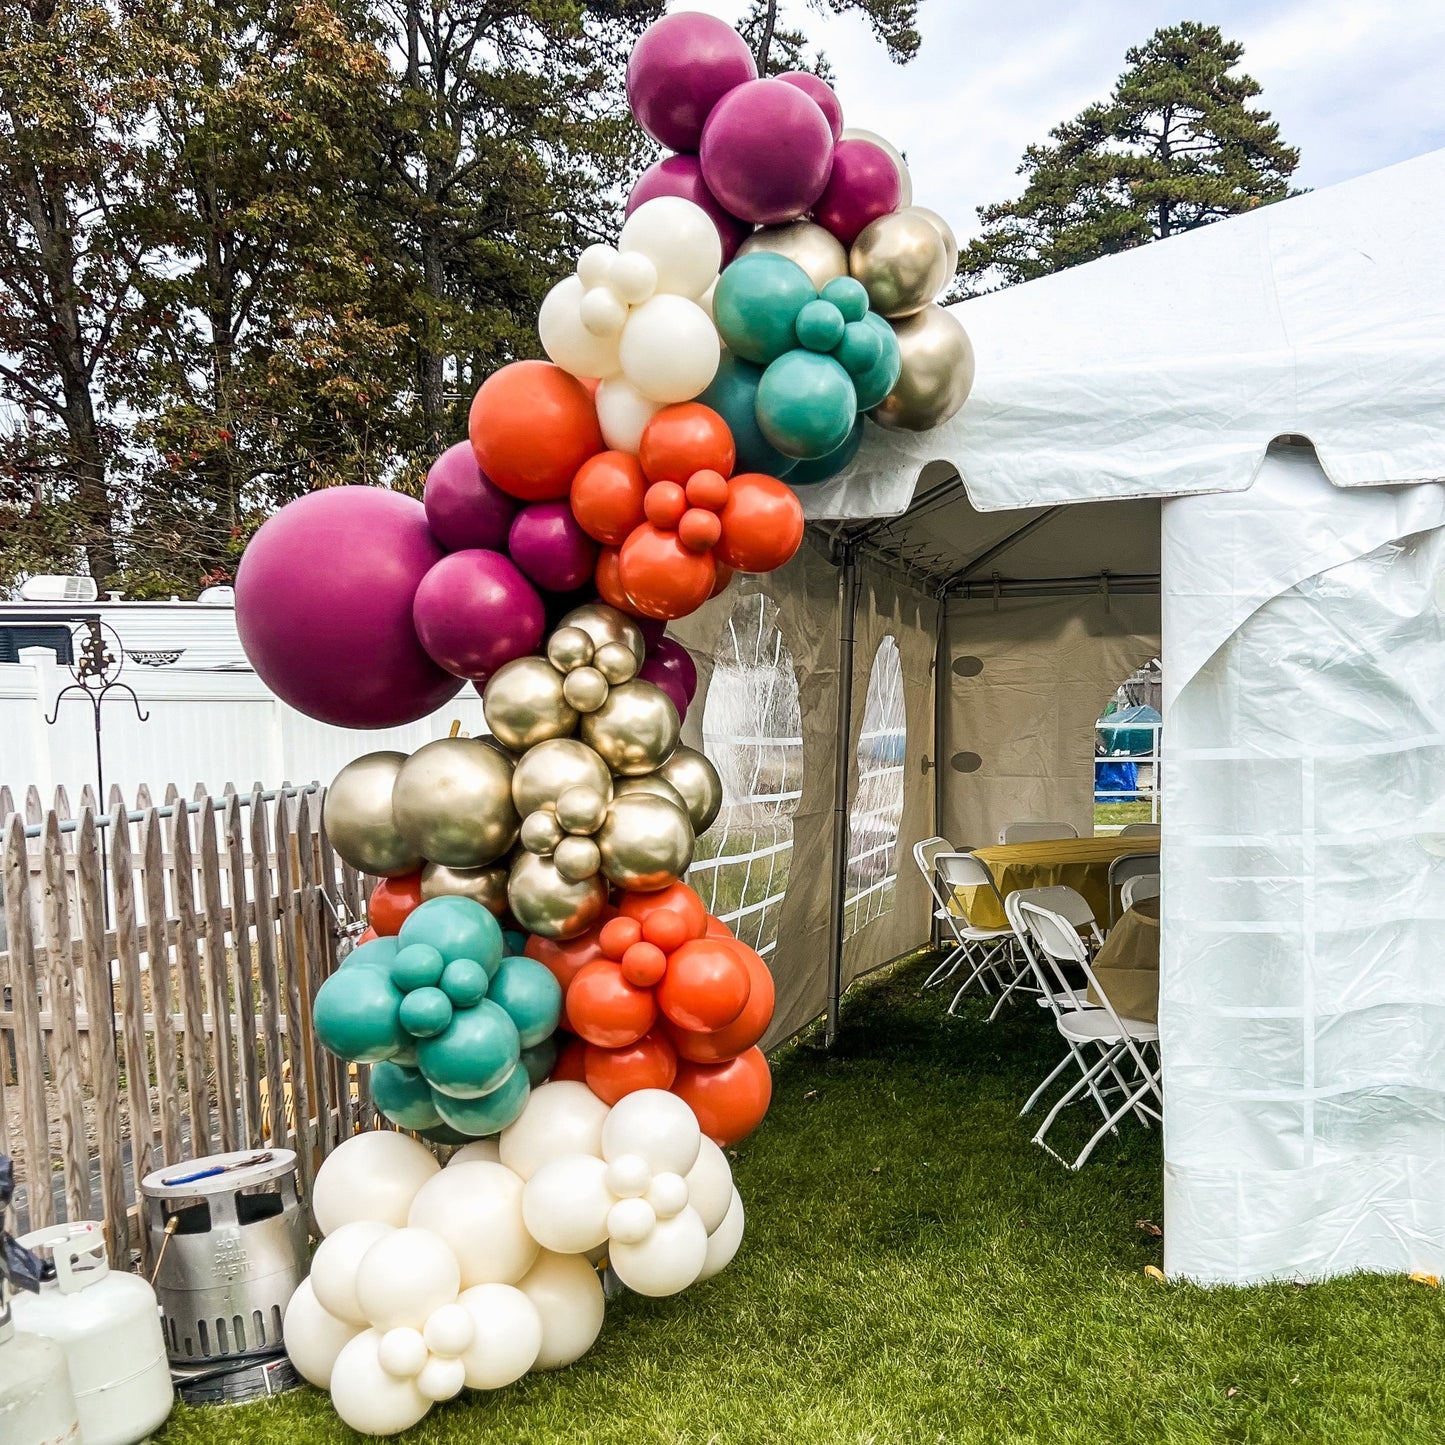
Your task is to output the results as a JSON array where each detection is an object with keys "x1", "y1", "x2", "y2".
[
  {"x1": 841, "y1": 126, "x2": 913, "y2": 207},
  {"x1": 608, "y1": 251, "x2": 658, "y2": 304},
  {"x1": 329, "y1": 1330, "x2": 431, "y2": 1437},
  {"x1": 604, "y1": 1152, "x2": 651, "y2": 1199},
  {"x1": 355, "y1": 1227, "x2": 462, "y2": 1331},
  {"x1": 312, "y1": 1131, "x2": 439, "y2": 1236},
  {"x1": 619, "y1": 295, "x2": 720, "y2": 404},
  {"x1": 647, "y1": 1171, "x2": 689, "y2": 1220},
  {"x1": 448, "y1": 1139, "x2": 501, "y2": 1166},
  {"x1": 577, "y1": 243, "x2": 617, "y2": 289},
  {"x1": 377, "y1": 1326, "x2": 427, "y2": 1379},
  {"x1": 609, "y1": 1207, "x2": 708, "y2": 1297},
  {"x1": 457, "y1": 1283, "x2": 543, "y2": 1390},
  {"x1": 423, "y1": 1303, "x2": 474, "y2": 1358},
  {"x1": 619, "y1": 197, "x2": 722, "y2": 301},
  {"x1": 311, "y1": 1220, "x2": 393, "y2": 1327},
  {"x1": 522, "y1": 1155, "x2": 612, "y2": 1254},
  {"x1": 408, "y1": 1161, "x2": 538, "y2": 1288},
  {"x1": 697, "y1": 1187, "x2": 745, "y2": 1282},
  {"x1": 417, "y1": 1355, "x2": 467, "y2": 1402},
  {"x1": 580, "y1": 285, "x2": 628, "y2": 338},
  {"x1": 698, "y1": 278, "x2": 717, "y2": 321},
  {"x1": 602, "y1": 1089, "x2": 702, "y2": 1177},
  {"x1": 607, "y1": 1196, "x2": 656, "y2": 1245},
  {"x1": 500, "y1": 1081, "x2": 610, "y2": 1181},
  {"x1": 595, "y1": 377, "x2": 663, "y2": 452},
  {"x1": 282, "y1": 1279, "x2": 360, "y2": 1390},
  {"x1": 516, "y1": 1251, "x2": 606, "y2": 1370},
  {"x1": 539, "y1": 274, "x2": 621, "y2": 381},
  {"x1": 685, "y1": 1136, "x2": 734, "y2": 1234}
]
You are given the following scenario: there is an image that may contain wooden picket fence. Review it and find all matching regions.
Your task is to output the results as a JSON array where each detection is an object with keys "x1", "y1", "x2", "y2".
[{"x1": 0, "y1": 781, "x2": 376, "y2": 1264}]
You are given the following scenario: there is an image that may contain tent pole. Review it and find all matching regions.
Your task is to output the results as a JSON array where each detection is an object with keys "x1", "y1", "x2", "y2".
[
  {"x1": 934, "y1": 598, "x2": 947, "y2": 840},
  {"x1": 825, "y1": 542, "x2": 860, "y2": 1047}
]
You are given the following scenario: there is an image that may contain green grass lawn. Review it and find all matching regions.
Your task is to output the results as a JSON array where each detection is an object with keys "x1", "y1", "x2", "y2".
[{"x1": 159, "y1": 951, "x2": 1445, "y2": 1445}]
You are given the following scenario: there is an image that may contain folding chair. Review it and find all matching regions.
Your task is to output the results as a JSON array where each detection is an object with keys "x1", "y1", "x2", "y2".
[
  {"x1": 1107, "y1": 850, "x2": 1159, "y2": 926},
  {"x1": 1119, "y1": 822, "x2": 1160, "y2": 838},
  {"x1": 998, "y1": 820, "x2": 1079, "y2": 844},
  {"x1": 1119, "y1": 874, "x2": 1159, "y2": 911},
  {"x1": 930, "y1": 851, "x2": 1018, "y2": 1006},
  {"x1": 912, "y1": 837, "x2": 957, "y2": 982}
]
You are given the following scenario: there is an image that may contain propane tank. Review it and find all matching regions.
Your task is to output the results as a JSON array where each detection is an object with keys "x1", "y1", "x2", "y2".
[{"x1": 12, "y1": 1222, "x2": 173, "y2": 1445}]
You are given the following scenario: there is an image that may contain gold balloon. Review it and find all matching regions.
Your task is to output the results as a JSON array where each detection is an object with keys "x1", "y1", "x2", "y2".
[
  {"x1": 507, "y1": 851, "x2": 607, "y2": 939},
  {"x1": 556, "y1": 784, "x2": 609, "y2": 836},
  {"x1": 849, "y1": 210, "x2": 950, "y2": 318},
  {"x1": 392, "y1": 737, "x2": 519, "y2": 868},
  {"x1": 553, "y1": 834, "x2": 602, "y2": 883},
  {"x1": 596, "y1": 794, "x2": 695, "y2": 891},
  {"x1": 559, "y1": 603, "x2": 645, "y2": 668},
  {"x1": 483, "y1": 656, "x2": 578, "y2": 751},
  {"x1": 420, "y1": 861, "x2": 509, "y2": 916},
  {"x1": 579, "y1": 679, "x2": 680, "y2": 776},
  {"x1": 594, "y1": 641, "x2": 639, "y2": 685},
  {"x1": 908, "y1": 206, "x2": 958, "y2": 281},
  {"x1": 653, "y1": 745, "x2": 725, "y2": 834},
  {"x1": 546, "y1": 626, "x2": 594, "y2": 673},
  {"x1": 521, "y1": 810, "x2": 565, "y2": 855},
  {"x1": 323, "y1": 751, "x2": 420, "y2": 877},
  {"x1": 613, "y1": 774, "x2": 689, "y2": 812},
  {"x1": 562, "y1": 666, "x2": 609, "y2": 714},
  {"x1": 511, "y1": 738, "x2": 612, "y2": 816},
  {"x1": 737, "y1": 221, "x2": 848, "y2": 291},
  {"x1": 870, "y1": 304, "x2": 975, "y2": 432}
]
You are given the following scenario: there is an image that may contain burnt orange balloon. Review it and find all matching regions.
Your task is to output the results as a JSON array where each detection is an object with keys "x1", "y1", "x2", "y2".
[
  {"x1": 550, "y1": 1032, "x2": 588, "y2": 1083},
  {"x1": 677, "y1": 508, "x2": 722, "y2": 553},
  {"x1": 685, "y1": 469, "x2": 730, "y2": 511},
  {"x1": 620, "y1": 881, "x2": 708, "y2": 941},
  {"x1": 668, "y1": 940, "x2": 774, "y2": 1063},
  {"x1": 578, "y1": 377, "x2": 601, "y2": 399},
  {"x1": 571, "y1": 451, "x2": 647, "y2": 545},
  {"x1": 618, "y1": 523, "x2": 716, "y2": 620},
  {"x1": 710, "y1": 562, "x2": 735, "y2": 598},
  {"x1": 594, "y1": 545, "x2": 633, "y2": 612},
  {"x1": 368, "y1": 872, "x2": 423, "y2": 937},
  {"x1": 640, "y1": 909, "x2": 689, "y2": 953},
  {"x1": 673, "y1": 1047, "x2": 772, "y2": 1146},
  {"x1": 639, "y1": 403, "x2": 735, "y2": 484},
  {"x1": 599, "y1": 915, "x2": 643, "y2": 959},
  {"x1": 715, "y1": 473, "x2": 805, "y2": 573},
  {"x1": 356, "y1": 925, "x2": 379, "y2": 945},
  {"x1": 469, "y1": 360, "x2": 603, "y2": 501},
  {"x1": 704, "y1": 915, "x2": 734, "y2": 939},
  {"x1": 621, "y1": 941, "x2": 668, "y2": 987},
  {"x1": 656, "y1": 936, "x2": 751, "y2": 1032},
  {"x1": 566, "y1": 959, "x2": 657, "y2": 1048},
  {"x1": 527, "y1": 928, "x2": 606, "y2": 1032},
  {"x1": 584, "y1": 1029, "x2": 678, "y2": 1105}
]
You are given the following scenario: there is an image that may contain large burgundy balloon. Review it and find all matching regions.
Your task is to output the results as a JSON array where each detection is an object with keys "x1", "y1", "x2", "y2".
[
  {"x1": 635, "y1": 615, "x2": 668, "y2": 650},
  {"x1": 236, "y1": 487, "x2": 462, "y2": 728},
  {"x1": 814, "y1": 139, "x2": 903, "y2": 247},
  {"x1": 626, "y1": 12, "x2": 757, "y2": 153},
  {"x1": 639, "y1": 637, "x2": 699, "y2": 722},
  {"x1": 777, "y1": 71, "x2": 843, "y2": 142},
  {"x1": 508, "y1": 501, "x2": 600, "y2": 595},
  {"x1": 412, "y1": 549, "x2": 545, "y2": 681},
  {"x1": 700, "y1": 79, "x2": 835, "y2": 226},
  {"x1": 627, "y1": 155, "x2": 752, "y2": 264},
  {"x1": 423, "y1": 441, "x2": 518, "y2": 553}
]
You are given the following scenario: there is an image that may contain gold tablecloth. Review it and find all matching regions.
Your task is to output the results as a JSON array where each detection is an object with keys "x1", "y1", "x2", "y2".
[{"x1": 1088, "y1": 896, "x2": 1160, "y2": 1023}]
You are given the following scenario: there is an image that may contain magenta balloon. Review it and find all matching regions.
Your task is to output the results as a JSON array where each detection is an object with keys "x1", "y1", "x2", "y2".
[
  {"x1": 508, "y1": 501, "x2": 599, "y2": 595},
  {"x1": 412, "y1": 550, "x2": 545, "y2": 681},
  {"x1": 626, "y1": 12, "x2": 757, "y2": 153},
  {"x1": 639, "y1": 665, "x2": 690, "y2": 722},
  {"x1": 640, "y1": 637, "x2": 699, "y2": 706},
  {"x1": 627, "y1": 155, "x2": 752, "y2": 264},
  {"x1": 777, "y1": 71, "x2": 843, "y2": 142},
  {"x1": 236, "y1": 487, "x2": 461, "y2": 728},
  {"x1": 635, "y1": 615, "x2": 668, "y2": 649},
  {"x1": 424, "y1": 441, "x2": 518, "y2": 552},
  {"x1": 700, "y1": 79, "x2": 835, "y2": 226},
  {"x1": 813, "y1": 139, "x2": 903, "y2": 247}
]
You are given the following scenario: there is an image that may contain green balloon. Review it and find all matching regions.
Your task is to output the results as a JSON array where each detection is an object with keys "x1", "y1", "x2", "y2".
[
  {"x1": 821, "y1": 275, "x2": 869, "y2": 322},
  {"x1": 489, "y1": 955, "x2": 563, "y2": 1049},
  {"x1": 416, "y1": 998, "x2": 519, "y2": 1098},
  {"x1": 434, "y1": 1065, "x2": 531, "y2": 1137},
  {"x1": 795, "y1": 299, "x2": 845, "y2": 352},
  {"x1": 698, "y1": 354, "x2": 797, "y2": 477},
  {"x1": 787, "y1": 416, "x2": 865, "y2": 485},
  {"x1": 520, "y1": 1037, "x2": 558, "y2": 1087},
  {"x1": 756, "y1": 351, "x2": 858, "y2": 460},
  {"x1": 714, "y1": 253, "x2": 816, "y2": 366},
  {"x1": 370, "y1": 1062, "x2": 445, "y2": 1132},
  {"x1": 851, "y1": 313, "x2": 902, "y2": 411},
  {"x1": 440, "y1": 957, "x2": 489, "y2": 1008},
  {"x1": 399, "y1": 985, "x2": 453, "y2": 1038},
  {"x1": 313, "y1": 963, "x2": 405, "y2": 1064},
  {"x1": 390, "y1": 942, "x2": 444, "y2": 992},
  {"x1": 399, "y1": 896, "x2": 503, "y2": 976},
  {"x1": 834, "y1": 319, "x2": 883, "y2": 377},
  {"x1": 342, "y1": 936, "x2": 399, "y2": 971}
]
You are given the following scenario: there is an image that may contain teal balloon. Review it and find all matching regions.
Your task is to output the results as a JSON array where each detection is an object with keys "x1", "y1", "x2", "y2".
[
  {"x1": 342, "y1": 936, "x2": 399, "y2": 971},
  {"x1": 851, "y1": 314, "x2": 902, "y2": 411},
  {"x1": 434, "y1": 1065, "x2": 531, "y2": 1137},
  {"x1": 520, "y1": 1037, "x2": 557, "y2": 1087},
  {"x1": 821, "y1": 275, "x2": 869, "y2": 322},
  {"x1": 756, "y1": 351, "x2": 857, "y2": 460},
  {"x1": 418, "y1": 1121, "x2": 476, "y2": 1146},
  {"x1": 834, "y1": 320, "x2": 883, "y2": 377},
  {"x1": 399, "y1": 896, "x2": 503, "y2": 975},
  {"x1": 399, "y1": 986, "x2": 453, "y2": 1038},
  {"x1": 440, "y1": 957, "x2": 489, "y2": 1008},
  {"x1": 313, "y1": 963, "x2": 404, "y2": 1063},
  {"x1": 698, "y1": 354, "x2": 796, "y2": 477},
  {"x1": 787, "y1": 417, "x2": 865, "y2": 485},
  {"x1": 794, "y1": 299, "x2": 844, "y2": 352},
  {"x1": 416, "y1": 998, "x2": 519, "y2": 1098},
  {"x1": 502, "y1": 928, "x2": 527, "y2": 956},
  {"x1": 489, "y1": 955, "x2": 563, "y2": 1049},
  {"x1": 370, "y1": 1062, "x2": 445, "y2": 1132},
  {"x1": 392, "y1": 1037, "x2": 419, "y2": 1069},
  {"x1": 390, "y1": 943, "x2": 444, "y2": 992},
  {"x1": 714, "y1": 253, "x2": 816, "y2": 365}
]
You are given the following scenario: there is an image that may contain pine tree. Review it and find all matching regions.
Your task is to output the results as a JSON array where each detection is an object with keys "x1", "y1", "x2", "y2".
[{"x1": 740, "y1": 0, "x2": 920, "y2": 78}]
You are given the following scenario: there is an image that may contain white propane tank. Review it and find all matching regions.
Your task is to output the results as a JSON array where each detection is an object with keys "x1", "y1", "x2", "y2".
[
  {"x1": 0, "y1": 1296, "x2": 81, "y2": 1445},
  {"x1": 12, "y1": 1222, "x2": 173, "y2": 1445}
]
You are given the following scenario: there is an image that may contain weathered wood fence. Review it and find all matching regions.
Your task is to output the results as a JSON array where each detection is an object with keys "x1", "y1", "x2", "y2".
[{"x1": 0, "y1": 781, "x2": 377, "y2": 1263}]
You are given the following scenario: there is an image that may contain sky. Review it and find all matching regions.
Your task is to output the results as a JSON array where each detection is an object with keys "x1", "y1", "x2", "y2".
[{"x1": 673, "y1": 0, "x2": 1445, "y2": 241}]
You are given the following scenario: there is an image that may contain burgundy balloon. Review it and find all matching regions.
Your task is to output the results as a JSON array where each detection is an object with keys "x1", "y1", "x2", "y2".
[
  {"x1": 813, "y1": 139, "x2": 903, "y2": 247},
  {"x1": 700, "y1": 79, "x2": 835, "y2": 226},
  {"x1": 635, "y1": 615, "x2": 669, "y2": 649},
  {"x1": 412, "y1": 549, "x2": 546, "y2": 682},
  {"x1": 640, "y1": 667, "x2": 690, "y2": 722},
  {"x1": 639, "y1": 637, "x2": 699, "y2": 714},
  {"x1": 626, "y1": 12, "x2": 757, "y2": 153},
  {"x1": 423, "y1": 440, "x2": 518, "y2": 552},
  {"x1": 777, "y1": 71, "x2": 843, "y2": 142},
  {"x1": 508, "y1": 501, "x2": 600, "y2": 595},
  {"x1": 627, "y1": 155, "x2": 752, "y2": 264},
  {"x1": 236, "y1": 487, "x2": 461, "y2": 729}
]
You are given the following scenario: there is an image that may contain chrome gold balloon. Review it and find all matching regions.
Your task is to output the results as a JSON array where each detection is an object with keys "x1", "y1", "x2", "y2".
[
  {"x1": 559, "y1": 603, "x2": 646, "y2": 668},
  {"x1": 579, "y1": 679, "x2": 680, "y2": 776},
  {"x1": 596, "y1": 794, "x2": 695, "y2": 891},
  {"x1": 483, "y1": 656, "x2": 578, "y2": 751},
  {"x1": 511, "y1": 738, "x2": 613, "y2": 817},
  {"x1": 520, "y1": 810, "x2": 565, "y2": 855},
  {"x1": 546, "y1": 626, "x2": 594, "y2": 673},
  {"x1": 420, "y1": 861, "x2": 509, "y2": 916},
  {"x1": 870, "y1": 303, "x2": 975, "y2": 432},
  {"x1": 562, "y1": 666, "x2": 609, "y2": 714},
  {"x1": 613, "y1": 774, "x2": 689, "y2": 812},
  {"x1": 654, "y1": 745, "x2": 725, "y2": 833},
  {"x1": 555, "y1": 784, "x2": 610, "y2": 836},
  {"x1": 594, "y1": 640, "x2": 639, "y2": 685},
  {"x1": 737, "y1": 220, "x2": 848, "y2": 291},
  {"x1": 392, "y1": 737, "x2": 519, "y2": 868},
  {"x1": 507, "y1": 851, "x2": 608, "y2": 939},
  {"x1": 553, "y1": 834, "x2": 602, "y2": 883},
  {"x1": 849, "y1": 210, "x2": 950, "y2": 318},
  {"x1": 908, "y1": 205, "x2": 958, "y2": 282},
  {"x1": 323, "y1": 751, "x2": 420, "y2": 877}
]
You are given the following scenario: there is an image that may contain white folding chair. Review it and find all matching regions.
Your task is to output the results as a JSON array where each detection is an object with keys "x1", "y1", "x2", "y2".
[
  {"x1": 930, "y1": 852, "x2": 1018, "y2": 1007},
  {"x1": 912, "y1": 837, "x2": 960, "y2": 985},
  {"x1": 1119, "y1": 822, "x2": 1160, "y2": 838},
  {"x1": 1119, "y1": 874, "x2": 1160, "y2": 911},
  {"x1": 1107, "y1": 850, "x2": 1159, "y2": 926},
  {"x1": 998, "y1": 820, "x2": 1079, "y2": 844}
]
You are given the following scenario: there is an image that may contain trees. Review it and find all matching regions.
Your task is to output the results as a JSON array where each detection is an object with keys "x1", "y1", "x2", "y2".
[
  {"x1": 740, "y1": 0, "x2": 921, "y2": 78},
  {"x1": 959, "y1": 22, "x2": 1300, "y2": 292}
]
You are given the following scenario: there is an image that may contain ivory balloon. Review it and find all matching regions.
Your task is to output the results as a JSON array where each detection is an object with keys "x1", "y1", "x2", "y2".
[
  {"x1": 580, "y1": 680, "x2": 680, "y2": 775},
  {"x1": 841, "y1": 126, "x2": 912, "y2": 207},
  {"x1": 849, "y1": 209, "x2": 950, "y2": 318},
  {"x1": 507, "y1": 851, "x2": 608, "y2": 939},
  {"x1": 311, "y1": 1220, "x2": 394, "y2": 1326},
  {"x1": 559, "y1": 602, "x2": 647, "y2": 668},
  {"x1": 516, "y1": 1250, "x2": 606, "y2": 1370},
  {"x1": 539, "y1": 274, "x2": 622, "y2": 380},
  {"x1": 312, "y1": 1130, "x2": 440, "y2": 1235},
  {"x1": 407, "y1": 1162, "x2": 539, "y2": 1288},
  {"x1": 329, "y1": 1330, "x2": 430, "y2": 1436},
  {"x1": 324, "y1": 752, "x2": 420, "y2": 877},
  {"x1": 909, "y1": 205, "x2": 958, "y2": 280},
  {"x1": 685, "y1": 1136, "x2": 735, "y2": 1234},
  {"x1": 696, "y1": 1186, "x2": 745, "y2": 1281},
  {"x1": 869, "y1": 304, "x2": 975, "y2": 431},
  {"x1": 596, "y1": 377, "x2": 663, "y2": 453},
  {"x1": 737, "y1": 221, "x2": 848, "y2": 291},
  {"x1": 500, "y1": 1081, "x2": 609, "y2": 1179},
  {"x1": 521, "y1": 1154, "x2": 613, "y2": 1253},
  {"x1": 608, "y1": 1207, "x2": 709, "y2": 1297},
  {"x1": 654, "y1": 745, "x2": 724, "y2": 833},
  {"x1": 618, "y1": 197, "x2": 722, "y2": 301},
  {"x1": 449, "y1": 1138, "x2": 502, "y2": 1165},
  {"x1": 619, "y1": 294, "x2": 720, "y2": 405},
  {"x1": 457, "y1": 1283, "x2": 544, "y2": 1389},
  {"x1": 420, "y1": 861, "x2": 509, "y2": 915},
  {"x1": 511, "y1": 738, "x2": 613, "y2": 818},
  {"x1": 283, "y1": 1278, "x2": 359, "y2": 1389},
  {"x1": 392, "y1": 737, "x2": 519, "y2": 868},
  {"x1": 354, "y1": 1227, "x2": 462, "y2": 1331},
  {"x1": 483, "y1": 656, "x2": 579, "y2": 751},
  {"x1": 597, "y1": 793, "x2": 695, "y2": 891},
  {"x1": 602, "y1": 1088, "x2": 702, "y2": 1175}
]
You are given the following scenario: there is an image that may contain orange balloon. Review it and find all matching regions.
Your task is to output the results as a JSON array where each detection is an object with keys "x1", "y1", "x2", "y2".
[
  {"x1": 584, "y1": 1029, "x2": 678, "y2": 1105},
  {"x1": 620, "y1": 882, "x2": 708, "y2": 941},
  {"x1": 469, "y1": 360, "x2": 603, "y2": 501},
  {"x1": 355, "y1": 925, "x2": 379, "y2": 945},
  {"x1": 551, "y1": 1032, "x2": 589, "y2": 1083},
  {"x1": 640, "y1": 909, "x2": 689, "y2": 953},
  {"x1": 566, "y1": 959, "x2": 657, "y2": 1048},
  {"x1": 578, "y1": 377, "x2": 601, "y2": 399},
  {"x1": 656, "y1": 936, "x2": 751, "y2": 1032},
  {"x1": 705, "y1": 915, "x2": 734, "y2": 939},
  {"x1": 685, "y1": 469, "x2": 730, "y2": 511},
  {"x1": 571, "y1": 451, "x2": 647, "y2": 545},
  {"x1": 710, "y1": 562, "x2": 735, "y2": 598},
  {"x1": 639, "y1": 403, "x2": 735, "y2": 484},
  {"x1": 618, "y1": 524, "x2": 716, "y2": 620},
  {"x1": 599, "y1": 915, "x2": 643, "y2": 960},
  {"x1": 668, "y1": 940, "x2": 774, "y2": 1063},
  {"x1": 527, "y1": 928, "x2": 606, "y2": 1032},
  {"x1": 368, "y1": 872, "x2": 423, "y2": 937},
  {"x1": 677, "y1": 508, "x2": 722, "y2": 553},
  {"x1": 715, "y1": 473, "x2": 805, "y2": 573},
  {"x1": 621, "y1": 941, "x2": 668, "y2": 987},
  {"x1": 594, "y1": 545, "x2": 634, "y2": 612},
  {"x1": 673, "y1": 1047, "x2": 772, "y2": 1146}
]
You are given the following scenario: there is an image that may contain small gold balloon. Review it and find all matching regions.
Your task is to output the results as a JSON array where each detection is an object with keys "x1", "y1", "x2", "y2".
[
  {"x1": 737, "y1": 220, "x2": 848, "y2": 291},
  {"x1": 511, "y1": 738, "x2": 613, "y2": 817},
  {"x1": 908, "y1": 205, "x2": 958, "y2": 281},
  {"x1": 392, "y1": 737, "x2": 519, "y2": 868},
  {"x1": 520, "y1": 809, "x2": 564, "y2": 855},
  {"x1": 483, "y1": 656, "x2": 579, "y2": 751},
  {"x1": 613, "y1": 774, "x2": 689, "y2": 812},
  {"x1": 555, "y1": 784, "x2": 609, "y2": 836},
  {"x1": 870, "y1": 303, "x2": 975, "y2": 432},
  {"x1": 553, "y1": 834, "x2": 602, "y2": 883},
  {"x1": 420, "y1": 861, "x2": 509, "y2": 916},
  {"x1": 596, "y1": 794, "x2": 695, "y2": 891},
  {"x1": 579, "y1": 679, "x2": 681, "y2": 776},
  {"x1": 593, "y1": 640, "x2": 639, "y2": 686},
  {"x1": 849, "y1": 210, "x2": 950, "y2": 318},
  {"x1": 653, "y1": 745, "x2": 725, "y2": 834},
  {"x1": 559, "y1": 602, "x2": 646, "y2": 667},
  {"x1": 546, "y1": 626, "x2": 595, "y2": 673},
  {"x1": 562, "y1": 666, "x2": 610, "y2": 714},
  {"x1": 507, "y1": 851, "x2": 607, "y2": 939},
  {"x1": 323, "y1": 751, "x2": 420, "y2": 877}
]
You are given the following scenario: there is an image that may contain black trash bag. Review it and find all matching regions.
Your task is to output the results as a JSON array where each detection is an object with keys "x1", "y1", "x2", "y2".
[{"x1": 0, "y1": 1154, "x2": 45, "y2": 1295}]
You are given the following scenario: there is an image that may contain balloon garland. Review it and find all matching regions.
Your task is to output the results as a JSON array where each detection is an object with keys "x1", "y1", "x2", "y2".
[{"x1": 236, "y1": 12, "x2": 972, "y2": 1432}]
